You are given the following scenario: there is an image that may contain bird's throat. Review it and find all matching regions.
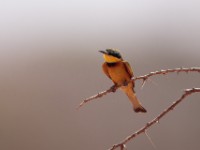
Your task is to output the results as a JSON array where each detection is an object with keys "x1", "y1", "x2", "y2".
[{"x1": 103, "y1": 54, "x2": 121, "y2": 63}]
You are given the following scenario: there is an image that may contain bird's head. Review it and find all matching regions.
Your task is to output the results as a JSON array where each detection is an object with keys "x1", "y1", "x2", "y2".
[{"x1": 99, "y1": 48, "x2": 123, "y2": 63}]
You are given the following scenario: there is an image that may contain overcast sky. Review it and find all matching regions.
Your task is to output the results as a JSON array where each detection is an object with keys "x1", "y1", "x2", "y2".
[{"x1": 0, "y1": 0, "x2": 200, "y2": 54}]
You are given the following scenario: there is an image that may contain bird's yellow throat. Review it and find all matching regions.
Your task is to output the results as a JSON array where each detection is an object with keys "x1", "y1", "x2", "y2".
[{"x1": 103, "y1": 54, "x2": 122, "y2": 63}]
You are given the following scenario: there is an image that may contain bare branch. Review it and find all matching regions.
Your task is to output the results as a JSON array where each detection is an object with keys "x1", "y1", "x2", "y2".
[
  {"x1": 77, "y1": 85, "x2": 119, "y2": 109},
  {"x1": 134, "y1": 67, "x2": 200, "y2": 81},
  {"x1": 78, "y1": 67, "x2": 200, "y2": 108},
  {"x1": 108, "y1": 88, "x2": 200, "y2": 150}
]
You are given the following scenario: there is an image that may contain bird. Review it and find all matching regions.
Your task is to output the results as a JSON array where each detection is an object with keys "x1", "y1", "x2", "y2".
[{"x1": 99, "y1": 48, "x2": 147, "y2": 113}]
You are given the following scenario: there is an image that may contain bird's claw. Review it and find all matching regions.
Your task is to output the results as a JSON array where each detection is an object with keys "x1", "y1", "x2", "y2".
[
  {"x1": 110, "y1": 85, "x2": 117, "y2": 92},
  {"x1": 123, "y1": 81, "x2": 129, "y2": 86}
]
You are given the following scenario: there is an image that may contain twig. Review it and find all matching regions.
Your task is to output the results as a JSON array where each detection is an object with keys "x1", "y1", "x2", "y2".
[
  {"x1": 108, "y1": 88, "x2": 200, "y2": 150},
  {"x1": 134, "y1": 67, "x2": 200, "y2": 81},
  {"x1": 77, "y1": 85, "x2": 119, "y2": 109},
  {"x1": 78, "y1": 67, "x2": 200, "y2": 109}
]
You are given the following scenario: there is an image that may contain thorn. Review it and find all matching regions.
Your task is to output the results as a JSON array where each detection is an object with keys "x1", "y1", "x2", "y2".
[
  {"x1": 185, "y1": 89, "x2": 191, "y2": 94},
  {"x1": 161, "y1": 70, "x2": 167, "y2": 74},
  {"x1": 160, "y1": 69, "x2": 165, "y2": 73},
  {"x1": 146, "y1": 122, "x2": 150, "y2": 126},
  {"x1": 99, "y1": 92, "x2": 103, "y2": 97},
  {"x1": 120, "y1": 144, "x2": 127, "y2": 150},
  {"x1": 77, "y1": 102, "x2": 84, "y2": 110},
  {"x1": 141, "y1": 78, "x2": 147, "y2": 89},
  {"x1": 123, "y1": 144, "x2": 127, "y2": 150},
  {"x1": 145, "y1": 131, "x2": 157, "y2": 150}
]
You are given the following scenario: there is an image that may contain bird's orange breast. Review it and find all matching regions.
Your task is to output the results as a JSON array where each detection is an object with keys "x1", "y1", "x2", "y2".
[{"x1": 107, "y1": 62, "x2": 131, "y2": 85}]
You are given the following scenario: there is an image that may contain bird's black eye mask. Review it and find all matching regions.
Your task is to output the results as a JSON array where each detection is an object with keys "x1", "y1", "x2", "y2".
[{"x1": 106, "y1": 49, "x2": 122, "y2": 59}]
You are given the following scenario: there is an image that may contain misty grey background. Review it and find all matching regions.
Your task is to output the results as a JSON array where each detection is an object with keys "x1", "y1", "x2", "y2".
[{"x1": 0, "y1": 0, "x2": 200, "y2": 150}]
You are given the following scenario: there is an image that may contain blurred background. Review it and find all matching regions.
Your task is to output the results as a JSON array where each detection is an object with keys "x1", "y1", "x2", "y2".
[{"x1": 0, "y1": 0, "x2": 200, "y2": 150}]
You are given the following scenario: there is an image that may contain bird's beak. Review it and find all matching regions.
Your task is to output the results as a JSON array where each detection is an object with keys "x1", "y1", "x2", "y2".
[{"x1": 99, "y1": 50, "x2": 107, "y2": 54}]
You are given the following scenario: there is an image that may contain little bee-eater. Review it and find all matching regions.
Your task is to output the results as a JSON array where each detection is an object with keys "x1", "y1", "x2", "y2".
[{"x1": 99, "y1": 49, "x2": 147, "y2": 113}]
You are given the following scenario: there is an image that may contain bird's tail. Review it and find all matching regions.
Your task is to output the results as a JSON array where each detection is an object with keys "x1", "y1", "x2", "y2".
[{"x1": 122, "y1": 86, "x2": 147, "y2": 113}]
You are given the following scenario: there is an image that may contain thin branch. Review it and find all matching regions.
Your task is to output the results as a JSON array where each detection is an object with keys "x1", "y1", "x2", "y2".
[
  {"x1": 77, "y1": 85, "x2": 119, "y2": 109},
  {"x1": 134, "y1": 67, "x2": 200, "y2": 81},
  {"x1": 78, "y1": 67, "x2": 200, "y2": 109},
  {"x1": 108, "y1": 88, "x2": 200, "y2": 150}
]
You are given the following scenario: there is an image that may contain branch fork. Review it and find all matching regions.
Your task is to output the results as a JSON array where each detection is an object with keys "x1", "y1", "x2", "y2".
[{"x1": 78, "y1": 67, "x2": 200, "y2": 150}]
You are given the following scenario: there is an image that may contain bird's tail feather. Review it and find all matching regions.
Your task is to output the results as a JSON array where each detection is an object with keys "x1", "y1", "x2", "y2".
[{"x1": 123, "y1": 87, "x2": 147, "y2": 113}]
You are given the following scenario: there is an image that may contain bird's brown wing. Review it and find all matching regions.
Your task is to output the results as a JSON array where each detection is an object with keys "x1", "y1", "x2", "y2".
[
  {"x1": 102, "y1": 62, "x2": 111, "y2": 79},
  {"x1": 123, "y1": 61, "x2": 136, "y2": 90},
  {"x1": 123, "y1": 61, "x2": 134, "y2": 78}
]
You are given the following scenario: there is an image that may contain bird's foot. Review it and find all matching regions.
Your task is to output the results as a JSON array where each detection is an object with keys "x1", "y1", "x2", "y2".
[
  {"x1": 123, "y1": 81, "x2": 129, "y2": 86},
  {"x1": 110, "y1": 85, "x2": 117, "y2": 92}
]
